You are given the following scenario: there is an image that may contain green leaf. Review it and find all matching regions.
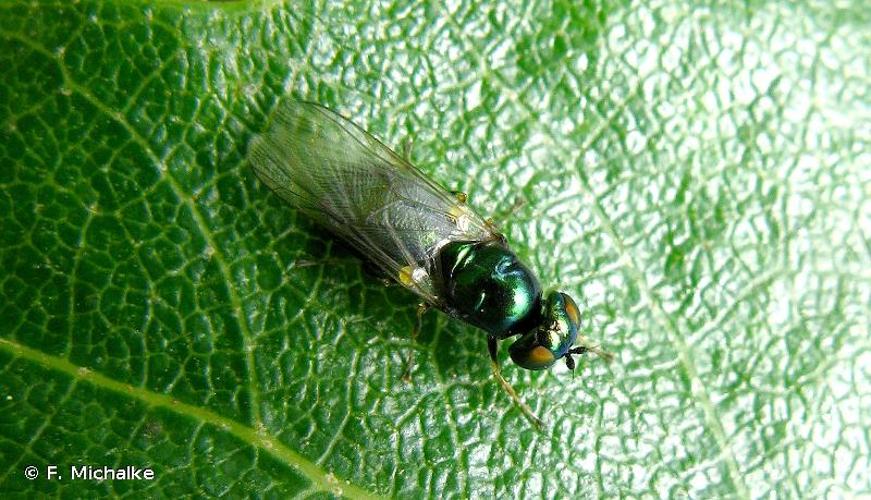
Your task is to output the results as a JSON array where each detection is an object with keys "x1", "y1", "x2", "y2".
[{"x1": 1, "y1": 0, "x2": 868, "y2": 497}]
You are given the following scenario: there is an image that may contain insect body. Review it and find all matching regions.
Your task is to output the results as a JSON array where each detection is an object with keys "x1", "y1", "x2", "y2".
[{"x1": 249, "y1": 101, "x2": 611, "y2": 426}]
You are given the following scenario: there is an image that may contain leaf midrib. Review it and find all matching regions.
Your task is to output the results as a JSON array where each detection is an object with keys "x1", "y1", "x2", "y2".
[
  {"x1": 0, "y1": 24, "x2": 376, "y2": 497},
  {"x1": 2, "y1": 25, "x2": 265, "y2": 436},
  {"x1": 0, "y1": 337, "x2": 383, "y2": 499}
]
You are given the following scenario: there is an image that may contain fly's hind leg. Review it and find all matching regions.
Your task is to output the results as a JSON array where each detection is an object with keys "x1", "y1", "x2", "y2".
[
  {"x1": 488, "y1": 336, "x2": 545, "y2": 429},
  {"x1": 364, "y1": 259, "x2": 397, "y2": 287},
  {"x1": 402, "y1": 302, "x2": 429, "y2": 382}
]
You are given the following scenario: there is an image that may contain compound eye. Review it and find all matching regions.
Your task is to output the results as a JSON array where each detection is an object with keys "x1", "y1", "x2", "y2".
[
  {"x1": 508, "y1": 331, "x2": 557, "y2": 370},
  {"x1": 561, "y1": 292, "x2": 581, "y2": 330},
  {"x1": 540, "y1": 291, "x2": 580, "y2": 359}
]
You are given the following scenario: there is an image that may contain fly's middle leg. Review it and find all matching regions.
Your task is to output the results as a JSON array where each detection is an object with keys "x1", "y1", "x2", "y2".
[{"x1": 402, "y1": 302, "x2": 429, "y2": 382}]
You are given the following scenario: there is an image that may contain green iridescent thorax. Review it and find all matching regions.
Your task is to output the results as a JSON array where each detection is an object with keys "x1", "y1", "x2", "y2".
[
  {"x1": 436, "y1": 240, "x2": 542, "y2": 337},
  {"x1": 508, "y1": 292, "x2": 581, "y2": 370}
]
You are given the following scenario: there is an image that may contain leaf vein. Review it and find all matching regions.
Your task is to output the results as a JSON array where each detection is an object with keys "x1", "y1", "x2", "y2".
[
  {"x1": 0, "y1": 29, "x2": 266, "y2": 429},
  {"x1": 0, "y1": 337, "x2": 383, "y2": 500}
]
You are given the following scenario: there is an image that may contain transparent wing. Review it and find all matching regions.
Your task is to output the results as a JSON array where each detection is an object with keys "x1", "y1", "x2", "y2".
[{"x1": 248, "y1": 100, "x2": 496, "y2": 304}]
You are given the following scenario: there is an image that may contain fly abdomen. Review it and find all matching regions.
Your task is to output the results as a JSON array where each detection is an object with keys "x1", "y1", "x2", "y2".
[{"x1": 435, "y1": 240, "x2": 542, "y2": 337}]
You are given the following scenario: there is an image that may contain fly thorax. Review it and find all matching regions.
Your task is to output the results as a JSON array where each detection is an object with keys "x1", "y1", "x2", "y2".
[{"x1": 436, "y1": 240, "x2": 542, "y2": 337}]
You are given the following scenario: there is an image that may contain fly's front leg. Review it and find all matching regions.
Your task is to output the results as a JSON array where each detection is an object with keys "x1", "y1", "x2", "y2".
[
  {"x1": 402, "y1": 302, "x2": 429, "y2": 382},
  {"x1": 488, "y1": 336, "x2": 544, "y2": 429}
]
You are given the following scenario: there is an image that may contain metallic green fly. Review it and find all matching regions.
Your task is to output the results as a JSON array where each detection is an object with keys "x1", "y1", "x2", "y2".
[{"x1": 248, "y1": 101, "x2": 612, "y2": 427}]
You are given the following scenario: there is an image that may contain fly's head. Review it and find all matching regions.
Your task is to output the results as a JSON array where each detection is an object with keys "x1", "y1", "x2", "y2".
[
  {"x1": 508, "y1": 291, "x2": 578, "y2": 370},
  {"x1": 508, "y1": 291, "x2": 611, "y2": 371}
]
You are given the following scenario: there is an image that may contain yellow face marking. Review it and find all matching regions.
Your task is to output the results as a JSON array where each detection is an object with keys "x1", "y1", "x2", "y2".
[
  {"x1": 398, "y1": 266, "x2": 414, "y2": 286},
  {"x1": 528, "y1": 346, "x2": 556, "y2": 367},
  {"x1": 563, "y1": 294, "x2": 580, "y2": 327}
]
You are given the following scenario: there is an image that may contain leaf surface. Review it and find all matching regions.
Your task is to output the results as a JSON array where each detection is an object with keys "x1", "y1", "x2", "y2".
[{"x1": 1, "y1": 0, "x2": 868, "y2": 497}]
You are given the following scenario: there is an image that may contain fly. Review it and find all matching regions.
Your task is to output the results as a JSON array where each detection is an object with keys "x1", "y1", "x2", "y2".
[{"x1": 248, "y1": 101, "x2": 613, "y2": 427}]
